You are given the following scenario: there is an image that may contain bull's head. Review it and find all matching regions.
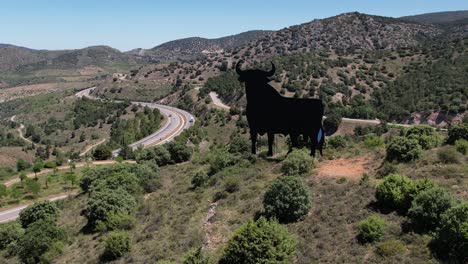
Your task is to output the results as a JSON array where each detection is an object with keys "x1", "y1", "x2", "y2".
[{"x1": 236, "y1": 60, "x2": 275, "y2": 84}]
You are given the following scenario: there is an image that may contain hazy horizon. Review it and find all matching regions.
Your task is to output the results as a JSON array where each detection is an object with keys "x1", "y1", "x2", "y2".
[{"x1": 1, "y1": 0, "x2": 467, "y2": 51}]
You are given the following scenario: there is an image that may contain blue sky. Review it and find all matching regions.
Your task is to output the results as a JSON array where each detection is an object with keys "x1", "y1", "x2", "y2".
[{"x1": 1, "y1": 0, "x2": 467, "y2": 51}]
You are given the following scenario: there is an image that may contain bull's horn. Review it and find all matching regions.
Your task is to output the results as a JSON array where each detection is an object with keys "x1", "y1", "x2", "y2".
[
  {"x1": 236, "y1": 60, "x2": 244, "y2": 75},
  {"x1": 265, "y1": 61, "x2": 275, "y2": 77}
]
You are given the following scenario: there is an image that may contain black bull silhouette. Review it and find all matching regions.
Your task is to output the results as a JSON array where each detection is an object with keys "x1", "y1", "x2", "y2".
[{"x1": 236, "y1": 60, "x2": 325, "y2": 156}]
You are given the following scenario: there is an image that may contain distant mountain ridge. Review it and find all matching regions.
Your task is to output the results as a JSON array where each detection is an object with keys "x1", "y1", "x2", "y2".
[
  {"x1": 127, "y1": 30, "x2": 272, "y2": 62},
  {"x1": 400, "y1": 10, "x2": 468, "y2": 24}
]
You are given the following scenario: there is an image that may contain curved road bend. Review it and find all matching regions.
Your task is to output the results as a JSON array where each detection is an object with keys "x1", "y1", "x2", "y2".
[
  {"x1": 0, "y1": 88, "x2": 195, "y2": 223},
  {"x1": 75, "y1": 87, "x2": 195, "y2": 156}
]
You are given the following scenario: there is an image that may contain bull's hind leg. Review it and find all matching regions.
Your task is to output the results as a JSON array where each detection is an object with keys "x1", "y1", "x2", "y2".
[
  {"x1": 267, "y1": 132, "x2": 274, "y2": 156},
  {"x1": 250, "y1": 130, "x2": 258, "y2": 155},
  {"x1": 309, "y1": 133, "x2": 318, "y2": 157},
  {"x1": 287, "y1": 133, "x2": 299, "y2": 155}
]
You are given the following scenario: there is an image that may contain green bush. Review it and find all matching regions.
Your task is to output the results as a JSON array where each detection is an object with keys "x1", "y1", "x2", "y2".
[
  {"x1": 209, "y1": 151, "x2": 235, "y2": 175},
  {"x1": 16, "y1": 159, "x2": 31, "y2": 172},
  {"x1": 386, "y1": 136, "x2": 422, "y2": 162},
  {"x1": 219, "y1": 217, "x2": 296, "y2": 264},
  {"x1": 363, "y1": 133, "x2": 384, "y2": 148},
  {"x1": 375, "y1": 174, "x2": 415, "y2": 211},
  {"x1": 17, "y1": 220, "x2": 66, "y2": 264},
  {"x1": 86, "y1": 188, "x2": 136, "y2": 229},
  {"x1": 224, "y1": 175, "x2": 240, "y2": 193},
  {"x1": 432, "y1": 202, "x2": 467, "y2": 262},
  {"x1": 408, "y1": 187, "x2": 456, "y2": 231},
  {"x1": 104, "y1": 231, "x2": 132, "y2": 260},
  {"x1": 93, "y1": 144, "x2": 112, "y2": 160},
  {"x1": 405, "y1": 125, "x2": 440, "y2": 149},
  {"x1": 0, "y1": 222, "x2": 24, "y2": 250},
  {"x1": 166, "y1": 141, "x2": 193, "y2": 163},
  {"x1": 447, "y1": 123, "x2": 468, "y2": 144},
  {"x1": 136, "y1": 146, "x2": 171, "y2": 166},
  {"x1": 357, "y1": 215, "x2": 387, "y2": 243},
  {"x1": 19, "y1": 201, "x2": 60, "y2": 228},
  {"x1": 96, "y1": 212, "x2": 136, "y2": 232},
  {"x1": 376, "y1": 239, "x2": 406, "y2": 257},
  {"x1": 263, "y1": 176, "x2": 311, "y2": 223},
  {"x1": 455, "y1": 139, "x2": 468, "y2": 154},
  {"x1": 182, "y1": 247, "x2": 209, "y2": 264},
  {"x1": 327, "y1": 136, "x2": 346, "y2": 149},
  {"x1": 191, "y1": 170, "x2": 209, "y2": 188},
  {"x1": 133, "y1": 162, "x2": 161, "y2": 193},
  {"x1": 280, "y1": 150, "x2": 313, "y2": 176},
  {"x1": 437, "y1": 147, "x2": 461, "y2": 164},
  {"x1": 228, "y1": 136, "x2": 250, "y2": 154}
]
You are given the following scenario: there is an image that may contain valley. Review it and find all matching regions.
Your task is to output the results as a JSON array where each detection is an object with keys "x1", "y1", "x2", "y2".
[{"x1": 0, "y1": 8, "x2": 466, "y2": 264}]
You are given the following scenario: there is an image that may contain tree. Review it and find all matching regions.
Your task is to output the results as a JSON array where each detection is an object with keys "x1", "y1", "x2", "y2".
[
  {"x1": 191, "y1": 170, "x2": 209, "y2": 189},
  {"x1": 405, "y1": 125, "x2": 440, "y2": 150},
  {"x1": 447, "y1": 123, "x2": 468, "y2": 144},
  {"x1": 17, "y1": 220, "x2": 65, "y2": 264},
  {"x1": 0, "y1": 222, "x2": 24, "y2": 250},
  {"x1": 26, "y1": 179, "x2": 41, "y2": 198},
  {"x1": 386, "y1": 136, "x2": 422, "y2": 162},
  {"x1": 136, "y1": 146, "x2": 171, "y2": 166},
  {"x1": 103, "y1": 231, "x2": 132, "y2": 260},
  {"x1": 64, "y1": 172, "x2": 77, "y2": 187},
  {"x1": 357, "y1": 215, "x2": 387, "y2": 243},
  {"x1": 219, "y1": 217, "x2": 296, "y2": 264},
  {"x1": 86, "y1": 188, "x2": 136, "y2": 229},
  {"x1": 375, "y1": 174, "x2": 415, "y2": 211},
  {"x1": 32, "y1": 161, "x2": 44, "y2": 179},
  {"x1": 166, "y1": 141, "x2": 192, "y2": 163},
  {"x1": 16, "y1": 159, "x2": 31, "y2": 172},
  {"x1": 408, "y1": 187, "x2": 456, "y2": 232},
  {"x1": 280, "y1": 149, "x2": 313, "y2": 176},
  {"x1": 93, "y1": 144, "x2": 112, "y2": 160},
  {"x1": 19, "y1": 200, "x2": 59, "y2": 228},
  {"x1": 263, "y1": 176, "x2": 311, "y2": 223},
  {"x1": 0, "y1": 184, "x2": 7, "y2": 198},
  {"x1": 431, "y1": 202, "x2": 467, "y2": 262}
]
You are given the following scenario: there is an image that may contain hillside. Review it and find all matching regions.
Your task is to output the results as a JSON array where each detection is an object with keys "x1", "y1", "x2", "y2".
[
  {"x1": 127, "y1": 30, "x2": 272, "y2": 62},
  {"x1": 401, "y1": 10, "x2": 468, "y2": 24}
]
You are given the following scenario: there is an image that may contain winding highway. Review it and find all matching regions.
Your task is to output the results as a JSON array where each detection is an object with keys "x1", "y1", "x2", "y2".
[
  {"x1": 75, "y1": 87, "x2": 195, "y2": 156},
  {"x1": 0, "y1": 87, "x2": 195, "y2": 223}
]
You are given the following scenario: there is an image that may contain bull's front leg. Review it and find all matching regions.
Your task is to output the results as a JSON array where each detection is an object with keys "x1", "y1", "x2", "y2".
[
  {"x1": 250, "y1": 130, "x2": 258, "y2": 155},
  {"x1": 267, "y1": 132, "x2": 274, "y2": 157}
]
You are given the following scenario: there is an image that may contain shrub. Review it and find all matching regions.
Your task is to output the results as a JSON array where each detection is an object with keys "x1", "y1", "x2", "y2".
[
  {"x1": 93, "y1": 144, "x2": 112, "y2": 160},
  {"x1": 432, "y1": 202, "x2": 468, "y2": 262},
  {"x1": 96, "y1": 213, "x2": 136, "y2": 232},
  {"x1": 377, "y1": 162, "x2": 397, "y2": 178},
  {"x1": 19, "y1": 201, "x2": 60, "y2": 228},
  {"x1": 228, "y1": 136, "x2": 250, "y2": 154},
  {"x1": 209, "y1": 151, "x2": 235, "y2": 175},
  {"x1": 408, "y1": 187, "x2": 456, "y2": 231},
  {"x1": 405, "y1": 125, "x2": 440, "y2": 149},
  {"x1": 104, "y1": 231, "x2": 132, "y2": 260},
  {"x1": 455, "y1": 139, "x2": 468, "y2": 154},
  {"x1": 166, "y1": 141, "x2": 192, "y2": 163},
  {"x1": 357, "y1": 215, "x2": 387, "y2": 243},
  {"x1": 224, "y1": 176, "x2": 240, "y2": 193},
  {"x1": 327, "y1": 136, "x2": 346, "y2": 149},
  {"x1": 280, "y1": 150, "x2": 313, "y2": 176},
  {"x1": 191, "y1": 170, "x2": 209, "y2": 188},
  {"x1": 43, "y1": 161, "x2": 56, "y2": 169},
  {"x1": 376, "y1": 239, "x2": 406, "y2": 257},
  {"x1": 136, "y1": 146, "x2": 171, "y2": 166},
  {"x1": 264, "y1": 176, "x2": 311, "y2": 223},
  {"x1": 86, "y1": 188, "x2": 136, "y2": 229},
  {"x1": 447, "y1": 123, "x2": 468, "y2": 144},
  {"x1": 219, "y1": 217, "x2": 296, "y2": 264},
  {"x1": 363, "y1": 133, "x2": 384, "y2": 148},
  {"x1": 386, "y1": 136, "x2": 422, "y2": 162},
  {"x1": 182, "y1": 247, "x2": 209, "y2": 264},
  {"x1": 133, "y1": 162, "x2": 161, "y2": 193},
  {"x1": 16, "y1": 159, "x2": 31, "y2": 172},
  {"x1": 375, "y1": 174, "x2": 415, "y2": 211},
  {"x1": 323, "y1": 113, "x2": 341, "y2": 135},
  {"x1": 17, "y1": 220, "x2": 66, "y2": 264},
  {"x1": 437, "y1": 147, "x2": 461, "y2": 164},
  {"x1": 0, "y1": 222, "x2": 24, "y2": 250}
]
